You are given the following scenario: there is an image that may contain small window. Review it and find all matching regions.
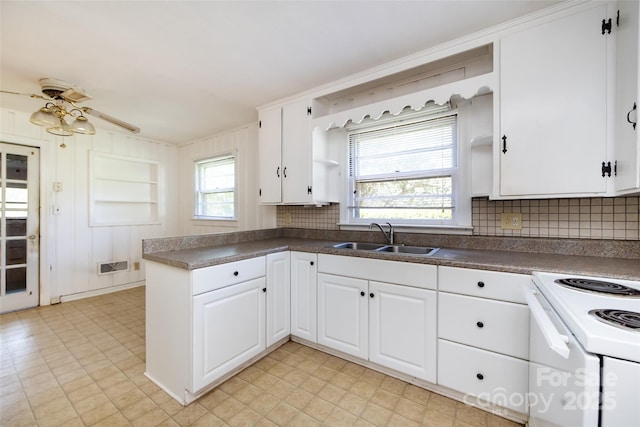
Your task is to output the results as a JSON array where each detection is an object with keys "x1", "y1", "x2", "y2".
[
  {"x1": 347, "y1": 106, "x2": 460, "y2": 225},
  {"x1": 194, "y1": 155, "x2": 235, "y2": 219}
]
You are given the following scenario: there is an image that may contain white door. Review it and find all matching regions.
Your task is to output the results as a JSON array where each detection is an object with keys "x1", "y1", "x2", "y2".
[
  {"x1": 368, "y1": 281, "x2": 437, "y2": 382},
  {"x1": 192, "y1": 277, "x2": 266, "y2": 392},
  {"x1": 317, "y1": 273, "x2": 368, "y2": 359},
  {"x1": 266, "y1": 252, "x2": 290, "y2": 347},
  {"x1": 282, "y1": 99, "x2": 312, "y2": 203},
  {"x1": 290, "y1": 251, "x2": 317, "y2": 342},
  {"x1": 499, "y1": 4, "x2": 609, "y2": 197},
  {"x1": 0, "y1": 143, "x2": 40, "y2": 314},
  {"x1": 257, "y1": 106, "x2": 282, "y2": 204}
]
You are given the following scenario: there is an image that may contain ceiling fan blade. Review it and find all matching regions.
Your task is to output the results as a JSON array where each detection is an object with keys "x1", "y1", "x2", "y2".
[
  {"x1": 0, "y1": 89, "x2": 47, "y2": 100},
  {"x1": 81, "y1": 107, "x2": 140, "y2": 134}
]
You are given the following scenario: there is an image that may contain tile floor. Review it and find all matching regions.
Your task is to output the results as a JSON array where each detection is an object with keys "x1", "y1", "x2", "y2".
[{"x1": 0, "y1": 287, "x2": 521, "y2": 427}]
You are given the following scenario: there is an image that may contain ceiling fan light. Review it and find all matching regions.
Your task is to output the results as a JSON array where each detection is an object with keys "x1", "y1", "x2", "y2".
[
  {"x1": 30, "y1": 107, "x2": 57, "y2": 126},
  {"x1": 46, "y1": 118, "x2": 73, "y2": 136},
  {"x1": 69, "y1": 115, "x2": 96, "y2": 135}
]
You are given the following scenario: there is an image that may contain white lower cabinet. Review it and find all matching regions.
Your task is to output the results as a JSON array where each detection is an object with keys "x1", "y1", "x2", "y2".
[
  {"x1": 266, "y1": 252, "x2": 290, "y2": 346},
  {"x1": 317, "y1": 273, "x2": 368, "y2": 359},
  {"x1": 317, "y1": 255, "x2": 438, "y2": 383},
  {"x1": 437, "y1": 266, "x2": 530, "y2": 415},
  {"x1": 193, "y1": 277, "x2": 266, "y2": 391},
  {"x1": 146, "y1": 256, "x2": 273, "y2": 404},
  {"x1": 438, "y1": 340, "x2": 529, "y2": 413},
  {"x1": 290, "y1": 251, "x2": 317, "y2": 342}
]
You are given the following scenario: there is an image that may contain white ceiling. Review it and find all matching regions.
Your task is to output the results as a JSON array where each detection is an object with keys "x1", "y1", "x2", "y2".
[{"x1": 1, "y1": 1, "x2": 560, "y2": 144}]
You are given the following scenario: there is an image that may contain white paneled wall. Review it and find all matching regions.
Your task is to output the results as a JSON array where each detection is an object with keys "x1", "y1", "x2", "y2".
[
  {"x1": 177, "y1": 123, "x2": 276, "y2": 234},
  {"x1": 1, "y1": 108, "x2": 179, "y2": 303}
]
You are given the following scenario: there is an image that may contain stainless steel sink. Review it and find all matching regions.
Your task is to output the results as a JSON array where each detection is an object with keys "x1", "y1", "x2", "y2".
[
  {"x1": 375, "y1": 245, "x2": 440, "y2": 256},
  {"x1": 332, "y1": 242, "x2": 388, "y2": 250},
  {"x1": 332, "y1": 242, "x2": 439, "y2": 256}
]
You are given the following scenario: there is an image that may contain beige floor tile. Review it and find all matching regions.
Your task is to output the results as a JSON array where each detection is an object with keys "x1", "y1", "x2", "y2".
[{"x1": 303, "y1": 396, "x2": 335, "y2": 421}]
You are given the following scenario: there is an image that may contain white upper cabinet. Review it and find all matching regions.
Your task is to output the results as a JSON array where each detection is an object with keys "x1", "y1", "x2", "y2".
[
  {"x1": 258, "y1": 106, "x2": 283, "y2": 203},
  {"x1": 258, "y1": 99, "x2": 339, "y2": 205},
  {"x1": 614, "y1": 0, "x2": 639, "y2": 194},
  {"x1": 497, "y1": 3, "x2": 613, "y2": 198}
]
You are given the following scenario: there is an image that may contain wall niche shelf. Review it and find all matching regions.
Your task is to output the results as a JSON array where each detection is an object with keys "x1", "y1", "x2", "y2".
[
  {"x1": 311, "y1": 43, "x2": 494, "y2": 130},
  {"x1": 89, "y1": 152, "x2": 161, "y2": 226}
]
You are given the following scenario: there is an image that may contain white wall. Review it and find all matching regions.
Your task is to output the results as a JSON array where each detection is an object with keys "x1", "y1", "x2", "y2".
[
  {"x1": 1, "y1": 108, "x2": 179, "y2": 303},
  {"x1": 177, "y1": 123, "x2": 276, "y2": 234}
]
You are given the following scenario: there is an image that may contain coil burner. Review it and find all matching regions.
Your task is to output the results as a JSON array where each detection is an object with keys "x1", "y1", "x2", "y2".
[
  {"x1": 555, "y1": 278, "x2": 640, "y2": 297},
  {"x1": 589, "y1": 309, "x2": 640, "y2": 331}
]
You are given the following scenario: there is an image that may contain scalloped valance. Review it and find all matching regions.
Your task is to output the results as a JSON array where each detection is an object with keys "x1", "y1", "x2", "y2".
[{"x1": 312, "y1": 73, "x2": 495, "y2": 130}]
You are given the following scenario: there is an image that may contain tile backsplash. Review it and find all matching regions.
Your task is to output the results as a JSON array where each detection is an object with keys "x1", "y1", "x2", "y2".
[{"x1": 276, "y1": 196, "x2": 640, "y2": 240}]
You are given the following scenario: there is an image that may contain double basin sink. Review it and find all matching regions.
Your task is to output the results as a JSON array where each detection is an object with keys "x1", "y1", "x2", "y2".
[{"x1": 332, "y1": 242, "x2": 440, "y2": 256}]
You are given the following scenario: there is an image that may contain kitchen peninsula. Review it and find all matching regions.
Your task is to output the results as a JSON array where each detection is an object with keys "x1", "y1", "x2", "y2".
[{"x1": 142, "y1": 227, "x2": 640, "y2": 421}]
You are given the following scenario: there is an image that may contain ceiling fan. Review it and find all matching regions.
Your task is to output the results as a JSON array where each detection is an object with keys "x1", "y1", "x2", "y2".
[{"x1": 1, "y1": 78, "x2": 140, "y2": 137}]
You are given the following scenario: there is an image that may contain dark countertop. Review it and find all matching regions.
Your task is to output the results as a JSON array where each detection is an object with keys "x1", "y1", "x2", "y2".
[{"x1": 142, "y1": 237, "x2": 640, "y2": 281}]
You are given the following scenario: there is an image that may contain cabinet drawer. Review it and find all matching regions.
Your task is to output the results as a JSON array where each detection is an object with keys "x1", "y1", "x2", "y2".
[
  {"x1": 438, "y1": 339, "x2": 528, "y2": 414},
  {"x1": 439, "y1": 293, "x2": 529, "y2": 359},
  {"x1": 318, "y1": 254, "x2": 437, "y2": 290},
  {"x1": 438, "y1": 266, "x2": 530, "y2": 303},
  {"x1": 192, "y1": 257, "x2": 266, "y2": 295}
]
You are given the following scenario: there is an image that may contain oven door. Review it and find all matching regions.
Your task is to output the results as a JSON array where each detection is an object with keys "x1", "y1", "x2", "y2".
[{"x1": 525, "y1": 283, "x2": 600, "y2": 427}]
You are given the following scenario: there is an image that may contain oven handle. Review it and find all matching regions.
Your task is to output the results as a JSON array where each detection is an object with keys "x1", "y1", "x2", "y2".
[{"x1": 525, "y1": 288, "x2": 571, "y2": 359}]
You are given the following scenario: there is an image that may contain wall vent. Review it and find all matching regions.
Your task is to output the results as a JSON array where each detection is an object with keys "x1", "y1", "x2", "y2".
[{"x1": 98, "y1": 261, "x2": 129, "y2": 275}]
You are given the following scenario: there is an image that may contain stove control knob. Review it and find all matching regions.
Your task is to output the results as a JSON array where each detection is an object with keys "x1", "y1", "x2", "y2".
[
  {"x1": 476, "y1": 321, "x2": 484, "y2": 328},
  {"x1": 477, "y1": 281, "x2": 485, "y2": 288},
  {"x1": 476, "y1": 373, "x2": 484, "y2": 380}
]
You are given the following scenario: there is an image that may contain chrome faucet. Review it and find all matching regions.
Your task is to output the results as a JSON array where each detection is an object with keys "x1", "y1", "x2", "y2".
[{"x1": 369, "y1": 222, "x2": 394, "y2": 245}]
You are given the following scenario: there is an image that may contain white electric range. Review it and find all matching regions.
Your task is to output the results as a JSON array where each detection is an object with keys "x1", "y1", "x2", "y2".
[{"x1": 526, "y1": 271, "x2": 640, "y2": 427}]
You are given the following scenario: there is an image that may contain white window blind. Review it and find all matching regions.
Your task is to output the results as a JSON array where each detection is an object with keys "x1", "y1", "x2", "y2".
[
  {"x1": 348, "y1": 111, "x2": 457, "y2": 223},
  {"x1": 195, "y1": 155, "x2": 235, "y2": 219}
]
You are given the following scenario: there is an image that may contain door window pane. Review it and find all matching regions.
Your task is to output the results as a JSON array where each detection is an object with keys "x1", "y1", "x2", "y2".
[
  {"x1": 6, "y1": 240, "x2": 27, "y2": 265},
  {"x1": 6, "y1": 218, "x2": 26, "y2": 236},
  {"x1": 6, "y1": 267, "x2": 26, "y2": 294},
  {"x1": 6, "y1": 183, "x2": 28, "y2": 210},
  {"x1": 7, "y1": 154, "x2": 27, "y2": 180}
]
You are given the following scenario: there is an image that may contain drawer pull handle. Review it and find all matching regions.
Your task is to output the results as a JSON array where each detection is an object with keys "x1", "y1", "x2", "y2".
[
  {"x1": 476, "y1": 321, "x2": 484, "y2": 328},
  {"x1": 233, "y1": 271, "x2": 239, "y2": 276},
  {"x1": 476, "y1": 373, "x2": 484, "y2": 380},
  {"x1": 360, "y1": 291, "x2": 365, "y2": 297},
  {"x1": 477, "y1": 281, "x2": 485, "y2": 288}
]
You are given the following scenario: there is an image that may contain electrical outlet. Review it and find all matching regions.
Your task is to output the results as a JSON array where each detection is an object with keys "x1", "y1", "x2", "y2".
[
  {"x1": 500, "y1": 213, "x2": 523, "y2": 230},
  {"x1": 284, "y1": 213, "x2": 292, "y2": 224},
  {"x1": 133, "y1": 262, "x2": 140, "y2": 271},
  {"x1": 53, "y1": 181, "x2": 63, "y2": 192}
]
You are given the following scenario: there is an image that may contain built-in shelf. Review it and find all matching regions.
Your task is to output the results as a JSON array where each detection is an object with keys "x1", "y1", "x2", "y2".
[{"x1": 89, "y1": 152, "x2": 161, "y2": 226}]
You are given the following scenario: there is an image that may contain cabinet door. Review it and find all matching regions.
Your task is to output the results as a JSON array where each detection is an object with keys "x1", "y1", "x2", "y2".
[
  {"x1": 368, "y1": 281, "x2": 437, "y2": 383},
  {"x1": 282, "y1": 99, "x2": 313, "y2": 204},
  {"x1": 317, "y1": 273, "x2": 368, "y2": 359},
  {"x1": 499, "y1": 4, "x2": 609, "y2": 197},
  {"x1": 615, "y1": 0, "x2": 639, "y2": 194},
  {"x1": 258, "y1": 106, "x2": 282, "y2": 203},
  {"x1": 192, "y1": 277, "x2": 266, "y2": 392},
  {"x1": 266, "y1": 252, "x2": 290, "y2": 347},
  {"x1": 290, "y1": 251, "x2": 317, "y2": 342}
]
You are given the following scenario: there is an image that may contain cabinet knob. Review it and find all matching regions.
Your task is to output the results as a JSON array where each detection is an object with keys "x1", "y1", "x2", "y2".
[
  {"x1": 360, "y1": 291, "x2": 365, "y2": 297},
  {"x1": 477, "y1": 281, "x2": 485, "y2": 288},
  {"x1": 262, "y1": 288, "x2": 267, "y2": 293},
  {"x1": 476, "y1": 373, "x2": 484, "y2": 380},
  {"x1": 369, "y1": 293, "x2": 375, "y2": 298},
  {"x1": 310, "y1": 261, "x2": 314, "y2": 266},
  {"x1": 233, "y1": 271, "x2": 239, "y2": 276},
  {"x1": 476, "y1": 321, "x2": 484, "y2": 328}
]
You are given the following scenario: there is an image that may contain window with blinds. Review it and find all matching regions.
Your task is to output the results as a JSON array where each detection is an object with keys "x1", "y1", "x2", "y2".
[
  {"x1": 195, "y1": 155, "x2": 236, "y2": 219},
  {"x1": 347, "y1": 108, "x2": 457, "y2": 224}
]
